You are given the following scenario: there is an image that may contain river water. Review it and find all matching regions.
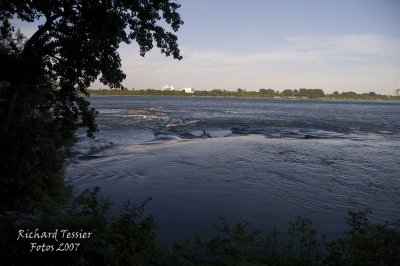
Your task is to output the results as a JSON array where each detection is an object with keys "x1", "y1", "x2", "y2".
[{"x1": 65, "y1": 96, "x2": 400, "y2": 244}]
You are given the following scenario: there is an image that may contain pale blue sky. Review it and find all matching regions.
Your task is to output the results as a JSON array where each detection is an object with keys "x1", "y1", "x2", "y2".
[
  {"x1": 14, "y1": 0, "x2": 400, "y2": 94},
  {"x1": 114, "y1": 0, "x2": 400, "y2": 94}
]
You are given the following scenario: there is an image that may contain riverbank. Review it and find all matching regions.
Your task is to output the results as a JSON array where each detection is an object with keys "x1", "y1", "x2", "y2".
[{"x1": 88, "y1": 89, "x2": 400, "y2": 101}]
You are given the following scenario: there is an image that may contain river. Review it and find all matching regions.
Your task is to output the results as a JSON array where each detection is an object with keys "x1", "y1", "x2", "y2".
[{"x1": 65, "y1": 96, "x2": 400, "y2": 244}]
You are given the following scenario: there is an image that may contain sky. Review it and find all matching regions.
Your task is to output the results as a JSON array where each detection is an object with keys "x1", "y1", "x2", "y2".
[
  {"x1": 113, "y1": 0, "x2": 400, "y2": 94},
  {"x1": 16, "y1": 0, "x2": 400, "y2": 94}
]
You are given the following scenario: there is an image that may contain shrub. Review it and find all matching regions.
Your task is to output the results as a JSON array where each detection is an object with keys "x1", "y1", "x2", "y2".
[
  {"x1": 0, "y1": 187, "x2": 162, "y2": 266},
  {"x1": 1, "y1": 188, "x2": 399, "y2": 265}
]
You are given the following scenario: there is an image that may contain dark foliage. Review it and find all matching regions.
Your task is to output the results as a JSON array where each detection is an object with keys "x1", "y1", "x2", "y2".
[
  {"x1": 2, "y1": 192, "x2": 398, "y2": 266},
  {"x1": 0, "y1": 187, "x2": 163, "y2": 266},
  {"x1": 89, "y1": 88, "x2": 397, "y2": 100},
  {"x1": 169, "y1": 210, "x2": 400, "y2": 265},
  {"x1": 0, "y1": 0, "x2": 183, "y2": 211}
]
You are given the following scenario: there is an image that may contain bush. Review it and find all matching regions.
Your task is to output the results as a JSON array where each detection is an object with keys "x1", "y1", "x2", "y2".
[
  {"x1": 0, "y1": 187, "x2": 162, "y2": 266},
  {"x1": 326, "y1": 209, "x2": 400, "y2": 265},
  {"x1": 1, "y1": 188, "x2": 399, "y2": 265},
  {"x1": 169, "y1": 211, "x2": 399, "y2": 265}
]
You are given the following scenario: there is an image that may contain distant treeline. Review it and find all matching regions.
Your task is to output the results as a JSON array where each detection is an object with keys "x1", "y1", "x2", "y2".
[{"x1": 89, "y1": 88, "x2": 400, "y2": 100}]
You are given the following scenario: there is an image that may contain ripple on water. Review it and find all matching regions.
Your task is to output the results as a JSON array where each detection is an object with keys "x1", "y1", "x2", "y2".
[{"x1": 66, "y1": 134, "x2": 400, "y2": 243}]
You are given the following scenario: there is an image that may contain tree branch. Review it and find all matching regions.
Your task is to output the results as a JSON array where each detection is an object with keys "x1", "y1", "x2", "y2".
[{"x1": 23, "y1": 13, "x2": 62, "y2": 57}]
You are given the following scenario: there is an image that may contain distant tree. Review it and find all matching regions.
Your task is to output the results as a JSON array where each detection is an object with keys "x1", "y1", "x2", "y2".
[
  {"x1": 0, "y1": 0, "x2": 183, "y2": 210},
  {"x1": 259, "y1": 88, "x2": 275, "y2": 97},
  {"x1": 298, "y1": 88, "x2": 308, "y2": 97},
  {"x1": 308, "y1": 89, "x2": 325, "y2": 98},
  {"x1": 296, "y1": 88, "x2": 324, "y2": 98},
  {"x1": 341, "y1": 91, "x2": 358, "y2": 98},
  {"x1": 281, "y1": 89, "x2": 294, "y2": 97}
]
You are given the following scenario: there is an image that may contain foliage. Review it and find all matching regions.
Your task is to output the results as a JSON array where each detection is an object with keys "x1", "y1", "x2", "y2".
[
  {"x1": 1, "y1": 188, "x2": 399, "y2": 265},
  {"x1": 169, "y1": 216, "x2": 325, "y2": 265},
  {"x1": 0, "y1": 102, "x2": 72, "y2": 211},
  {"x1": 0, "y1": 30, "x2": 73, "y2": 209},
  {"x1": 0, "y1": 0, "x2": 183, "y2": 93},
  {"x1": 326, "y1": 209, "x2": 400, "y2": 265},
  {"x1": 0, "y1": 0, "x2": 183, "y2": 211},
  {"x1": 89, "y1": 88, "x2": 398, "y2": 100},
  {"x1": 168, "y1": 210, "x2": 399, "y2": 266},
  {"x1": 259, "y1": 88, "x2": 275, "y2": 97},
  {"x1": 0, "y1": 187, "x2": 163, "y2": 266}
]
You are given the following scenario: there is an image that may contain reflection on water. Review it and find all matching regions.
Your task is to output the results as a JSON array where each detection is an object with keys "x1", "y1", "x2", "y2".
[{"x1": 66, "y1": 96, "x2": 400, "y2": 244}]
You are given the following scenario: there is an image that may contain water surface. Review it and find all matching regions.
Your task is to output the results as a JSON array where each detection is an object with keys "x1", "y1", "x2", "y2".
[{"x1": 65, "y1": 96, "x2": 400, "y2": 244}]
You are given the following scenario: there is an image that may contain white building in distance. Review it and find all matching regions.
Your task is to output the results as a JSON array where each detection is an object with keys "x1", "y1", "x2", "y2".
[
  {"x1": 183, "y1": 87, "x2": 195, "y2": 93},
  {"x1": 162, "y1": 84, "x2": 175, "y2": 91}
]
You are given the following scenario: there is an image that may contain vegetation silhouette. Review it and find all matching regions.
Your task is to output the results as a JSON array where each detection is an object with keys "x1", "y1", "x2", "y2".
[
  {"x1": 1, "y1": 1, "x2": 399, "y2": 265},
  {"x1": 0, "y1": 0, "x2": 183, "y2": 210},
  {"x1": 90, "y1": 88, "x2": 399, "y2": 100},
  {"x1": 1, "y1": 188, "x2": 399, "y2": 265}
]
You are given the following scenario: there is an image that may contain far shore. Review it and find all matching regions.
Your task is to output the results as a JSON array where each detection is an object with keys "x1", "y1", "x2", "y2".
[{"x1": 87, "y1": 89, "x2": 400, "y2": 101}]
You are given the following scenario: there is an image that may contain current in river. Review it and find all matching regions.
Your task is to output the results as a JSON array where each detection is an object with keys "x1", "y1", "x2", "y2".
[{"x1": 65, "y1": 96, "x2": 400, "y2": 244}]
